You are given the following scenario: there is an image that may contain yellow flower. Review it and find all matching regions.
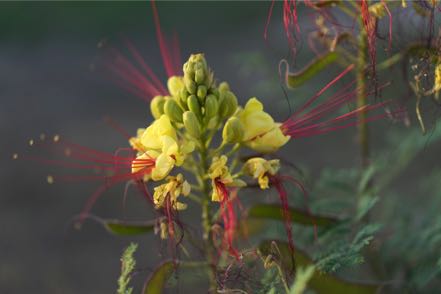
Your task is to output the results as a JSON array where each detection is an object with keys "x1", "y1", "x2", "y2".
[
  {"x1": 153, "y1": 173, "x2": 191, "y2": 210},
  {"x1": 237, "y1": 98, "x2": 290, "y2": 153},
  {"x1": 208, "y1": 156, "x2": 245, "y2": 202},
  {"x1": 131, "y1": 114, "x2": 194, "y2": 181},
  {"x1": 151, "y1": 135, "x2": 194, "y2": 181},
  {"x1": 243, "y1": 157, "x2": 280, "y2": 189}
]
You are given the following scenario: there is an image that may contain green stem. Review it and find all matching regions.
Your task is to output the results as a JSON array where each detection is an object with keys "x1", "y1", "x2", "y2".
[{"x1": 198, "y1": 132, "x2": 217, "y2": 292}]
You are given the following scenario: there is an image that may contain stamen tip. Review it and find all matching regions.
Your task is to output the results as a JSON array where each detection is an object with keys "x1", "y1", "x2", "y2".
[{"x1": 47, "y1": 175, "x2": 54, "y2": 184}]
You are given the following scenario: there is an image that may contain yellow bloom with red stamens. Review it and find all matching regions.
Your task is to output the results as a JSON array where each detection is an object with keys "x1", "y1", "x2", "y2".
[
  {"x1": 237, "y1": 98, "x2": 290, "y2": 153},
  {"x1": 208, "y1": 155, "x2": 245, "y2": 202},
  {"x1": 131, "y1": 115, "x2": 194, "y2": 181},
  {"x1": 243, "y1": 157, "x2": 280, "y2": 189},
  {"x1": 153, "y1": 173, "x2": 190, "y2": 210}
]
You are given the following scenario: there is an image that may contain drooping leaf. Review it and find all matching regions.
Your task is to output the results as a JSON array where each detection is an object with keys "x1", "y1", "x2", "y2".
[
  {"x1": 259, "y1": 240, "x2": 380, "y2": 294},
  {"x1": 103, "y1": 219, "x2": 155, "y2": 236},
  {"x1": 248, "y1": 204, "x2": 338, "y2": 227},
  {"x1": 286, "y1": 52, "x2": 339, "y2": 88},
  {"x1": 143, "y1": 261, "x2": 175, "y2": 294}
]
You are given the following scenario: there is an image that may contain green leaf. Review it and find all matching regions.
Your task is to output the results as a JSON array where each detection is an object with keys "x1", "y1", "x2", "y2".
[
  {"x1": 286, "y1": 52, "x2": 339, "y2": 88},
  {"x1": 248, "y1": 204, "x2": 337, "y2": 227},
  {"x1": 103, "y1": 220, "x2": 155, "y2": 236},
  {"x1": 259, "y1": 240, "x2": 380, "y2": 294},
  {"x1": 143, "y1": 261, "x2": 175, "y2": 294}
]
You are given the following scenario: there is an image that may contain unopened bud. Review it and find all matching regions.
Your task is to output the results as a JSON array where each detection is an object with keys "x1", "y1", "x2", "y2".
[
  {"x1": 150, "y1": 95, "x2": 165, "y2": 119},
  {"x1": 183, "y1": 62, "x2": 195, "y2": 79},
  {"x1": 167, "y1": 76, "x2": 184, "y2": 97},
  {"x1": 195, "y1": 68, "x2": 205, "y2": 84},
  {"x1": 179, "y1": 88, "x2": 189, "y2": 103},
  {"x1": 187, "y1": 94, "x2": 202, "y2": 117},
  {"x1": 204, "y1": 94, "x2": 218, "y2": 119},
  {"x1": 219, "y1": 82, "x2": 230, "y2": 92},
  {"x1": 164, "y1": 99, "x2": 183, "y2": 123},
  {"x1": 183, "y1": 111, "x2": 201, "y2": 138},
  {"x1": 184, "y1": 76, "x2": 197, "y2": 94},
  {"x1": 219, "y1": 91, "x2": 238, "y2": 118},
  {"x1": 222, "y1": 117, "x2": 244, "y2": 144},
  {"x1": 197, "y1": 85, "x2": 207, "y2": 100}
]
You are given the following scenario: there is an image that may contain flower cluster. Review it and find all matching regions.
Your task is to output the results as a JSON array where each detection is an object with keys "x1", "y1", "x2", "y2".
[
  {"x1": 125, "y1": 53, "x2": 301, "y2": 255},
  {"x1": 124, "y1": 52, "x2": 393, "y2": 257}
]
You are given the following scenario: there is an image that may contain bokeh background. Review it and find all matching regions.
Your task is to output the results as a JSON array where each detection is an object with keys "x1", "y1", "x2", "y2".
[{"x1": 2, "y1": 1, "x2": 441, "y2": 293}]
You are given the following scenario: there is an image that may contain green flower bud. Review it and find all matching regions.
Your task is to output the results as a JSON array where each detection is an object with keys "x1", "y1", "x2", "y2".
[
  {"x1": 150, "y1": 95, "x2": 165, "y2": 119},
  {"x1": 195, "y1": 68, "x2": 205, "y2": 84},
  {"x1": 167, "y1": 76, "x2": 184, "y2": 97},
  {"x1": 164, "y1": 99, "x2": 183, "y2": 123},
  {"x1": 197, "y1": 85, "x2": 207, "y2": 100},
  {"x1": 179, "y1": 88, "x2": 188, "y2": 102},
  {"x1": 209, "y1": 87, "x2": 219, "y2": 97},
  {"x1": 222, "y1": 117, "x2": 244, "y2": 144},
  {"x1": 205, "y1": 71, "x2": 214, "y2": 88},
  {"x1": 183, "y1": 111, "x2": 201, "y2": 138},
  {"x1": 183, "y1": 62, "x2": 195, "y2": 79},
  {"x1": 219, "y1": 91, "x2": 238, "y2": 118},
  {"x1": 187, "y1": 95, "x2": 202, "y2": 117},
  {"x1": 184, "y1": 76, "x2": 197, "y2": 94},
  {"x1": 219, "y1": 82, "x2": 230, "y2": 92},
  {"x1": 204, "y1": 94, "x2": 218, "y2": 119}
]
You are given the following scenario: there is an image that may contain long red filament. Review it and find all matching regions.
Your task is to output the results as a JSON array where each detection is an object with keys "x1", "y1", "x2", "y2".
[
  {"x1": 264, "y1": 0, "x2": 276, "y2": 41},
  {"x1": 361, "y1": 0, "x2": 377, "y2": 81},
  {"x1": 282, "y1": 65, "x2": 403, "y2": 139},
  {"x1": 216, "y1": 180, "x2": 240, "y2": 260},
  {"x1": 23, "y1": 137, "x2": 155, "y2": 224},
  {"x1": 270, "y1": 176, "x2": 295, "y2": 253},
  {"x1": 381, "y1": 0, "x2": 392, "y2": 52},
  {"x1": 150, "y1": 0, "x2": 181, "y2": 77}
]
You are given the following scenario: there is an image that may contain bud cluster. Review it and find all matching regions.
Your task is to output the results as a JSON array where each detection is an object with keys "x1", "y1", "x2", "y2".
[{"x1": 150, "y1": 53, "x2": 239, "y2": 140}]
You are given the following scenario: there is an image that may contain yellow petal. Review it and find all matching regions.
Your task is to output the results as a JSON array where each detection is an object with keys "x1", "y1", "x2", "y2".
[
  {"x1": 141, "y1": 115, "x2": 177, "y2": 150},
  {"x1": 245, "y1": 126, "x2": 290, "y2": 153},
  {"x1": 151, "y1": 153, "x2": 175, "y2": 181}
]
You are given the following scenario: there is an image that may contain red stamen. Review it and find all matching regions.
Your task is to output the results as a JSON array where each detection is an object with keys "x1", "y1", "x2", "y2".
[
  {"x1": 264, "y1": 0, "x2": 276, "y2": 41},
  {"x1": 22, "y1": 136, "x2": 155, "y2": 224},
  {"x1": 360, "y1": 0, "x2": 377, "y2": 81},
  {"x1": 279, "y1": 175, "x2": 317, "y2": 240},
  {"x1": 150, "y1": 0, "x2": 181, "y2": 77},
  {"x1": 216, "y1": 180, "x2": 240, "y2": 260},
  {"x1": 270, "y1": 176, "x2": 295, "y2": 253},
  {"x1": 281, "y1": 66, "x2": 404, "y2": 139},
  {"x1": 381, "y1": 0, "x2": 392, "y2": 52}
]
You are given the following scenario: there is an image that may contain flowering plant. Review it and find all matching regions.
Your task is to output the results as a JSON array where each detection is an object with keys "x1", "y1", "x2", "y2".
[{"x1": 18, "y1": 1, "x2": 441, "y2": 293}]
